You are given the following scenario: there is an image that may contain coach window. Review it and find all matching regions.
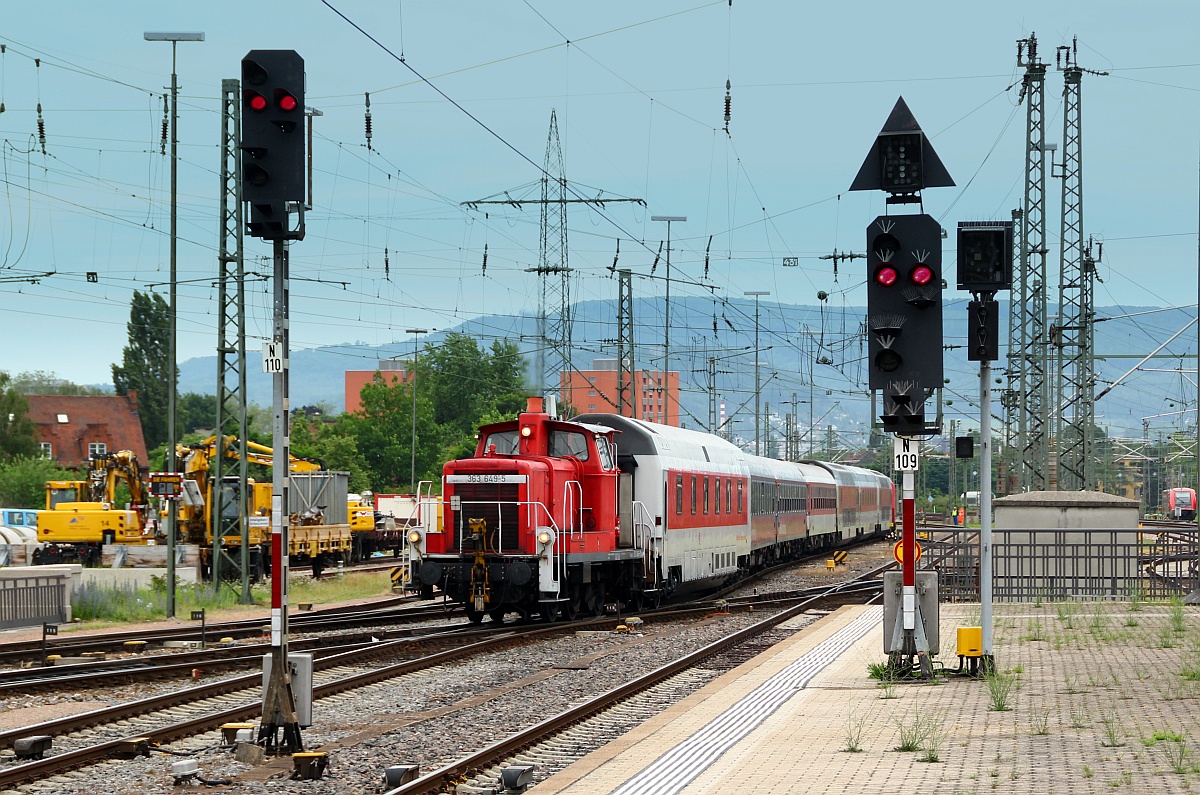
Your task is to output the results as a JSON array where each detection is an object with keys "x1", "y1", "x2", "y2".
[
  {"x1": 737, "y1": 479, "x2": 744, "y2": 514},
  {"x1": 727, "y1": 479, "x2": 733, "y2": 514},
  {"x1": 691, "y1": 475, "x2": 698, "y2": 514},
  {"x1": 675, "y1": 473, "x2": 683, "y2": 515},
  {"x1": 715, "y1": 477, "x2": 722, "y2": 513},
  {"x1": 703, "y1": 477, "x2": 710, "y2": 514}
]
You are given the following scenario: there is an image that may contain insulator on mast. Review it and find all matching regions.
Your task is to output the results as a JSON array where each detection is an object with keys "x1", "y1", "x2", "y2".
[
  {"x1": 364, "y1": 92, "x2": 373, "y2": 150},
  {"x1": 723, "y1": 80, "x2": 731, "y2": 132},
  {"x1": 160, "y1": 94, "x2": 168, "y2": 155},
  {"x1": 482, "y1": 242, "x2": 488, "y2": 276}
]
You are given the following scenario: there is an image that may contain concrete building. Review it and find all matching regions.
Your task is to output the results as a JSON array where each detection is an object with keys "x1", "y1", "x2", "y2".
[
  {"x1": 344, "y1": 360, "x2": 411, "y2": 414},
  {"x1": 560, "y1": 358, "x2": 680, "y2": 426}
]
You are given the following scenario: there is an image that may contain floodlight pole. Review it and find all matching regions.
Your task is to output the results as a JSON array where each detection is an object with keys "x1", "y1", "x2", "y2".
[
  {"x1": 651, "y1": 215, "x2": 685, "y2": 425},
  {"x1": 405, "y1": 329, "x2": 427, "y2": 494},
  {"x1": 144, "y1": 31, "x2": 204, "y2": 618}
]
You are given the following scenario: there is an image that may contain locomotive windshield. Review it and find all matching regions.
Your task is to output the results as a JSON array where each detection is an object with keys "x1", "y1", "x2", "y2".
[
  {"x1": 549, "y1": 430, "x2": 590, "y2": 460},
  {"x1": 482, "y1": 430, "x2": 520, "y2": 455}
]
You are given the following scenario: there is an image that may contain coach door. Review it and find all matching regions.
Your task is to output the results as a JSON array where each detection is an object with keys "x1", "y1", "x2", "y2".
[{"x1": 619, "y1": 471, "x2": 634, "y2": 547}]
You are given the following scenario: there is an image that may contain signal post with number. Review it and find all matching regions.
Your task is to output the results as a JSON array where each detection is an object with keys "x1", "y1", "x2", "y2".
[{"x1": 850, "y1": 98, "x2": 953, "y2": 679}]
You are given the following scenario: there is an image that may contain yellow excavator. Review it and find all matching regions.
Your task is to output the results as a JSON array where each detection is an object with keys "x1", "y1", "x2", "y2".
[
  {"x1": 35, "y1": 450, "x2": 159, "y2": 565},
  {"x1": 175, "y1": 436, "x2": 351, "y2": 579}
]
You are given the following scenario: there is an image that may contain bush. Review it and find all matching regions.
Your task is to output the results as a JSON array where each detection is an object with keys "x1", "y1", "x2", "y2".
[{"x1": 0, "y1": 456, "x2": 76, "y2": 508}]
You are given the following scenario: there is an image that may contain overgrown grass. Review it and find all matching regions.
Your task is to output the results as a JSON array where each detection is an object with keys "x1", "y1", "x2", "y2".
[
  {"x1": 70, "y1": 571, "x2": 391, "y2": 625},
  {"x1": 894, "y1": 713, "x2": 942, "y2": 753},
  {"x1": 843, "y1": 710, "x2": 867, "y2": 753}
]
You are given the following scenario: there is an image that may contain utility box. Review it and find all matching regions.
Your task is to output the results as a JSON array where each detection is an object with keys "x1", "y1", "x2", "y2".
[
  {"x1": 262, "y1": 652, "x2": 314, "y2": 727},
  {"x1": 882, "y1": 571, "x2": 940, "y2": 655}
]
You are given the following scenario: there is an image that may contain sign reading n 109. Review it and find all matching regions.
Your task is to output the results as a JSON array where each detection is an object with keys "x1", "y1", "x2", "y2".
[{"x1": 893, "y1": 437, "x2": 919, "y2": 471}]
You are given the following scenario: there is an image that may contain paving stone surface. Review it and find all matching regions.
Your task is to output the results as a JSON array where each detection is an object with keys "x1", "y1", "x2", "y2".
[{"x1": 530, "y1": 601, "x2": 1200, "y2": 795}]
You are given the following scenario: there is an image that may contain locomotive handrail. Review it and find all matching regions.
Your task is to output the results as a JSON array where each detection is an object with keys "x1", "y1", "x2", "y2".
[
  {"x1": 563, "y1": 480, "x2": 584, "y2": 540},
  {"x1": 630, "y1": 500, "x2": 661, "y2": 588}
]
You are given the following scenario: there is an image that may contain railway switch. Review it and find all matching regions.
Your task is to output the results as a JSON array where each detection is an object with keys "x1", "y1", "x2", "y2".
[
  {"x1": 13, "y1": 735, "x2": 52, "y2": 760},
  {"x1": 292, "y1": 752, "x2": 329, "y2": 780},
  {"x1": 170, "y1": 759, "x2": 200, "y2": 785},
  {"x1": 384, "y1": 765, "x2": 421, "y2": 787},
  {"x1": 500, "y1": 764, "x2": 537, "y2": 792}
]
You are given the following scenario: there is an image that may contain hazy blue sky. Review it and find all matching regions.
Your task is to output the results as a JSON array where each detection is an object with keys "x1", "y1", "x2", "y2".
[{"x1": 1, "y1": 0, "x2": 1197, "y2": 425}]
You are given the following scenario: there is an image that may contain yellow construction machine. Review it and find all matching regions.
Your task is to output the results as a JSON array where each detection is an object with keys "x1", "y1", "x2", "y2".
[
  {"x1": 35, "y1": 450, "x2": 159, "y2": 565},
  {"x1": 176, "y1": 436, "x2": 355, "y2": 579}
]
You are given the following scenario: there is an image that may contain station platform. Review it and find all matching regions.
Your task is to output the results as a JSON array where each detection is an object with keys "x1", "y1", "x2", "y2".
[{"x1": 529, "y1": 601, "x2": 1198, "y2": 795}]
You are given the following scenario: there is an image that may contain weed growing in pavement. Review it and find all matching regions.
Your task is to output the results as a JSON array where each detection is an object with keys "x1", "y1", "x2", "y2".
[
  {"x1": 1029, "y1": 706, "x2": 1051, "y2": 736},
  {"x1": 1063, "y1": 673, "x2": 1083, "y2": 694},
  {"x1": 918, "y1": 722, "x2": 945, "y2": 763},
  {"x1": 843, "y1": 709, "x2": 867, "y2": 753},
  {"x1": 1069, "y1": 704, "x2": 1091, "y2": 728},
  {"x1": 1169, "y1": 597, "x2": 1187, "y2": 634},
  {"x1": 1159, "y1": 624, "x2": 1178, "y2": 649},
  {"x1": 894, "y1": 713, "x2": 940, "y2": 752},
  {"x1": 1127, "y1": 586, "x2": 1145, "y2": 612},
  {"x1": 1089, "y1": 606, "x2": 1111, "y2": 636},
  {"x1": 1100, "y1": 706, "x2": 1126, "y2": 747},
  {"x1": 1125, "y1": 611, "x2": 1139, "y2": 628},
  {"x1": 985, "y1": 670, "x2": 1019, "y2": 711},
  {"x1": 877, "y1": 672, "x2": 900, "y2": 699},
  {"x1": 1022, "y1": 620, "x2": 1047, "y2": 642},
  {"x1": 1143, "y1": 731, "x2": 1197, "y2": 774},
  {"x1": 1083, "y1": 765, "x2": 1094, "y2": 778},
  {"x1": 1180, "y1": 652, "x2": 1200, "y2": 682},
  {"x1": 1056, "y1": 600, "x2": 1078, "y2": 628}
]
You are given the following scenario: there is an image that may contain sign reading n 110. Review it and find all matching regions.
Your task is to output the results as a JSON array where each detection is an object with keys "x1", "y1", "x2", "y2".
[
  {"x1": 262, "y1": 342, "x2": 283, "y2": 373},
  {"x1": 893, "y1": 437, "x2": 919, "y2": 471}
]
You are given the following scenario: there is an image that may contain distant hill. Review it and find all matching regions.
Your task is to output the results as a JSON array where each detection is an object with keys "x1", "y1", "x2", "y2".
[{"x1": 176, "y1": 299, "x2": 1196, "y2": 442}]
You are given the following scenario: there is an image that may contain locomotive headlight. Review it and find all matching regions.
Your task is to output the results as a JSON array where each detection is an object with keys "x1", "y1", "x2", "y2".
[
  {"x1": 407, "y1": 530, "x2": 421, "y2": 546},
  {"x1": 520, "y1": 426, "x2": 533, "y2": 438},
  {"x1": 537, "y1": 530, "x2": 553, "y2": 546}
]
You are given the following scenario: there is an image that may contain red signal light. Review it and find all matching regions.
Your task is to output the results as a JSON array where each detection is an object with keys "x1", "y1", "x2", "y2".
[
  {"x1": 277, "y1": 91, "x2": 298, "y2": 112},
  {"x1": 875, "y1": 266, "x2": 898, "y2": 287},
  {"x1": 911, "y1": 265, "x2": 934, "y2": 285},
  {"x1": 248, "y1": 93, "x2": 268, "y2": 112}
]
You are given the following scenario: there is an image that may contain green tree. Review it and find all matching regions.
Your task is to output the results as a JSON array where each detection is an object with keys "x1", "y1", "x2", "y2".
[
  {"x1": 111, "y1": 291, "x2": 175, "y2": 449},
  {"x1": 0, "y1": 372, "x2": 39, "y2": 462},
  {"x1": 0, "y1": 456, "x2": 74, "y2": 508},
  {"x1": 178, "y1": 392, "x2": 218, "y2": 434},
  {"x1": 289, "y1": 416, "x2": 373, "y2": 493},
  {"x1": 344, "y1": 373, "x2": 439, "y2": 490}
]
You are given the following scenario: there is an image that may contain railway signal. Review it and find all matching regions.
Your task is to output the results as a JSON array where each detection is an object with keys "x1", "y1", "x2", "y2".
[
  {"x1": 866, "y1": 213, "x2": 944, "y2": 436},
  {"x1": 850, "y1": 97, "x2": 954, "y2": 680},
  {"x1": 241, "y1": 50, "x2": 305, "y2": 240}
]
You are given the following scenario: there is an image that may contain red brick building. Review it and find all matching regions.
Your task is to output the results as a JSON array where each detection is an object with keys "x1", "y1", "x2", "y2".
[
  {"x1": 344, "y1": 361, "x2": 412, "y2": 414},
  {"x1": 26, "y1": 393, "x2": 149, "y2": 467},
  {"x1": 561, "y1": 358, "x2": 680, "y2": 425}
]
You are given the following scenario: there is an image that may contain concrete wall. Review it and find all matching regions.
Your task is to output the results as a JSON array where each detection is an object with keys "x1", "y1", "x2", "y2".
[{"x1": 994, "y1": 504, "x2": 1140, "y2": 529}]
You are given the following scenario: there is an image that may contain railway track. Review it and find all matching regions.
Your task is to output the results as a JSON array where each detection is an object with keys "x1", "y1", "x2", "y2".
[{"x1": 384, "y1": 577, "x2": 883, "y2": 794}]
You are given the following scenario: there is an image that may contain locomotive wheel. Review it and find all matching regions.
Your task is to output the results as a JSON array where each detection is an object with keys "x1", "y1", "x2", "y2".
[
  {"x1": 540, "y1": 603, "x2": 560, "y2": 623},
  {"x1": 488, "y1": 607, "x2": 508, "y2": 623},
  {"x1": 466, "y1": 606, "x2": 485, "y2": 624},
  {"x1": 587, "y1": 585, "x2": 606, "y2": 617}
]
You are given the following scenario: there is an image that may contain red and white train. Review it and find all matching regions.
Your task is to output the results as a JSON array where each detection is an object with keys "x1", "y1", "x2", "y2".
[
  {"x1": 1162, "y1": 487, "x2": 1197, "y2": 521},
  {"x1": 402, "y1": 398, "x2": 894, "y2": 621}
]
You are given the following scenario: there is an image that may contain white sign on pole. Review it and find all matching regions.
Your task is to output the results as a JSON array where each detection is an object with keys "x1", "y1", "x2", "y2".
[
  {"x1": 893, "y1": 436, "x2": 920, "y2": 471},
  {"x1": 262, "y1": 342, "x2": 283, "y2": 374}
]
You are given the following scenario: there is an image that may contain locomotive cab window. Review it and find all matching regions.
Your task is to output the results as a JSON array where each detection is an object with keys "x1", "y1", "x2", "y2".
[
  {"x1": 484, "y1": 430, "x2": 520, "y2": 455},
  {"x1": 594, "y1": 436, "x2": 614, "y2": 469},
  {"x1": 549, "y1": 430, "x2": 590, "y2": 460}
]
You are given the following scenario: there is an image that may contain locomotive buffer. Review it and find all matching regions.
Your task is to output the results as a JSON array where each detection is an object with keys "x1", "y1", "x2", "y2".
[{"x1": 850, "y1": 97, "x2": 954, "y2": 679}]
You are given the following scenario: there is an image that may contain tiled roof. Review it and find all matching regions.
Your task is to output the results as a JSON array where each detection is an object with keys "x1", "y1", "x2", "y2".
[{"x1": 25, "y1": 393, "x2": 148, "y2": 466}]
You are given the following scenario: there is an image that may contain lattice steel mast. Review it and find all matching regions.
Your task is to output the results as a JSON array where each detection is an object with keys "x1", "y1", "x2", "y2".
[
  {"x1": 1011, "y1": 34, "x2": 1050, "y2": 491},
  {"x1": 463, "y1": 110, "x2": 643, "y2": 403},
  {"x1": 214, "y1": 79, "x2": 250, "y2": 601},
  {"x1": 616, "y1": 268, "x2": 635, "y2": 417},
  {"x1": 1054, "y1": 39, "x2": 1106, "y2": 491}
]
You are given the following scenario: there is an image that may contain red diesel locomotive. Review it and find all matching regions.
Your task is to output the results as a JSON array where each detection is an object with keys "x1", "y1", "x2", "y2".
[{"x1": 402, "y1": 398, "x2": 894, "y2": 621}]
